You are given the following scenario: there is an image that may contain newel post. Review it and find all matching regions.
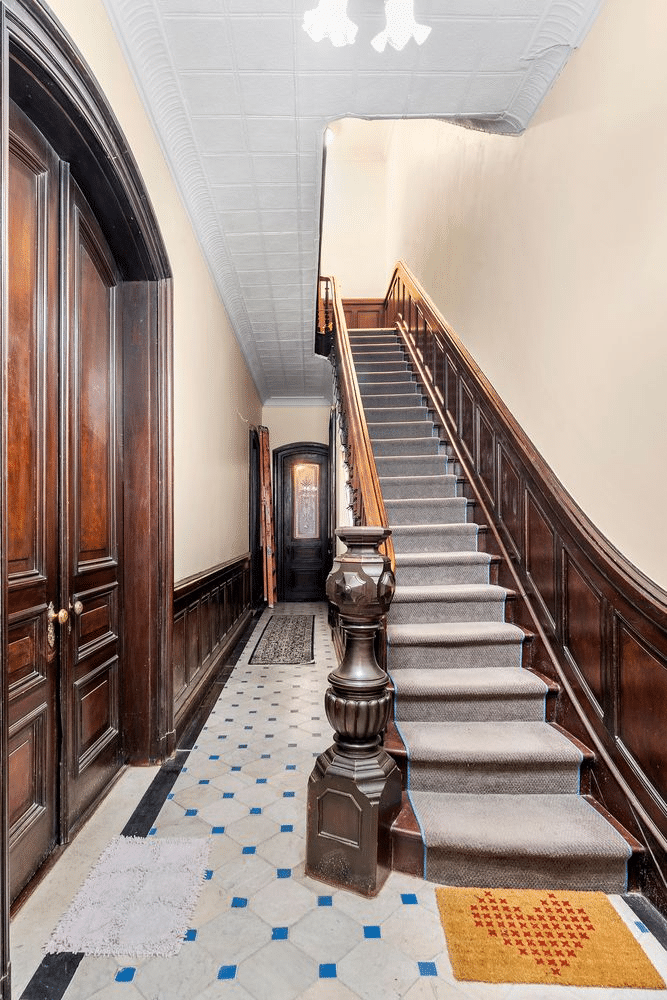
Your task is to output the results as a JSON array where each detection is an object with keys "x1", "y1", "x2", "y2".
[{"x1": 306, "y1": 526, "x2": 402, "y2": 896}]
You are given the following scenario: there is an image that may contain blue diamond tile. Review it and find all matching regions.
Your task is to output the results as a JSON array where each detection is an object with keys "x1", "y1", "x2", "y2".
[
  {"x1": 231, "y1": 766, "x2": 241, "y2": 772},
  {"x1": 167, "y1": 793, "x2": 174, "y2": 800},
  {"x1": 280, "y1": 824, "x2": 293, "y2": 833},
  {"x1": 319, "y1": 964, "x2": 336, "y2": 979},
  {"x1": 244, "y1": 726, "x2": 253, "y2": 730},
  {"x1": 272, "y1": 927, "x2": 288, "y2": 940},
  {"x1": 277, "y1": 868, "x2": 291, "y2": 879},
  {"x1": 185, "y1": 808, "x2": 197, "y2": 817},
  {"x1": 256, "y1": 778, "x2": 267, "y2": 784},
  {"x1": 231, "y1": 897, "x2": 248, "y2": 908},
  {"x1": 204, "y1": 870, "x2": 213, "y2": 880},
  {"x1": 115, "y1": 968, "x2": 136, "y2": 983},
  {"x1": 238, "y1": 744, "x2": 248, "y2": 749},
  {"x1": 218, "y1": 735, "x2": 227, "y2": 740},
  {"x1": 636, "y1": 920, "x2": 650, "y2": 933},
  {"x1": 212, "y1": 826, "x2": 225, "y2": 834},
  {"x1": 286, "y1": 765, "x2": 296, "y2": 771},
  {"x1": 148, "y1": 828, "x2": 157, "y2": 836},
  {"x1": 199, "y1": 779, "x2": 210, "y2": 785},
  {"x1": 218, "y1": 965, "x2": 237, "y2": 980},
  {"x1": 184, "y1": 928, "x2": 197, "y2": 942},
  {"x1": 209, "y1": 755, "x2": 220, "y2": 761},
  {"x1": 418, "y1": 961, "x2": 437, "y2": 977},
  {"x1": 364, "y1": 925, "x2": 381, "y2": 938},
  {"x1": 283, "y1": 791, "x2": 295, "y2": 798},
  {"x1": 250, "y1": 807, "x2": 262, "y2": 815},
  {"x1": 402, "y1": 893, "x2": 418, "y2": 905},
  {"x1": 318, "y1": 896, "x2": 332, "y2": 907},
  {"x1": 223, "y1": 792, "x2": 234, "y2": 799},
  {"x1": 242, "y1": 846, "x2": 256, "y2": 855},
  {"x1": 261, "y1": 754, "x2": 271, "y2": 759}
]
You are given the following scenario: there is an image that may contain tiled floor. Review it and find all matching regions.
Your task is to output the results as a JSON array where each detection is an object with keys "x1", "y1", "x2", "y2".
[{"x1": 11, "y1": 603, "x2": 667, "y2": 1000}]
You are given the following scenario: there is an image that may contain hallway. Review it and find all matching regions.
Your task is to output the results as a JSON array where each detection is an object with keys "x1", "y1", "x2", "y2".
[{"x1": 11, "y1": 604, "x2": 667, "y2": 1000}]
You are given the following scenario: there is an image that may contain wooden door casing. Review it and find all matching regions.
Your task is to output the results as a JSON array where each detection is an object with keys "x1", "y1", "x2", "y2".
[
  {"x1": 274, "y1": 443, "x2": 331, "y2": 602},
  {"x1": 6, "y1": 100, "x2": 60, "y2": 900}
]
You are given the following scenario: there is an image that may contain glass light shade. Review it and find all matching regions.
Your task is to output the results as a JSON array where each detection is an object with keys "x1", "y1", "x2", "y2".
[
  {"x1": 303, "y1": 0, "x2": 358, "y2": 47},
  {"x1": 371, "y1": 0, "x2": 431, "y2": 53}
]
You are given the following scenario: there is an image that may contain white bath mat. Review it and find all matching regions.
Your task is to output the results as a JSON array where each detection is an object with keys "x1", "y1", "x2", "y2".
[{"x1": 45, "y1": 836, "x2": 210, "y2": 958}]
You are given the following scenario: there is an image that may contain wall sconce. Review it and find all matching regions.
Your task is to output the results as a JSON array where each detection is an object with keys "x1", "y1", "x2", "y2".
[{"x1": 303, "y1": 0, "x2": 431, "y2": 52}]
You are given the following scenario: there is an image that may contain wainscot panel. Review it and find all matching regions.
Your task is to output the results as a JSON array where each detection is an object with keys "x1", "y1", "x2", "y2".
[{"x1": 173, "y1": 555, "x2": 252, "y2": 738}]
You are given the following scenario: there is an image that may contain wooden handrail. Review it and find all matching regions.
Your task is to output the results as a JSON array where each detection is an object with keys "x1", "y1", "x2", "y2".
[{"x1": 323, "y1": 276, "x2": 395, "y2": 572}]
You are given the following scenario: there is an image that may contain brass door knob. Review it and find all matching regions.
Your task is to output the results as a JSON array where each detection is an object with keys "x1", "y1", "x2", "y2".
[
  {"x1": 48, "y1": 603, "x2": 69, "y2": 625},
  {"x1": 70, "y1": 599, "x2": 84, "y2": 616}
]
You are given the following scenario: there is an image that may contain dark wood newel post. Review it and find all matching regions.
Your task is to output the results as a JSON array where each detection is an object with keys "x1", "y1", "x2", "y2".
[{"x1": 306, "y1": 526, "x2": 402, "y2": 896}]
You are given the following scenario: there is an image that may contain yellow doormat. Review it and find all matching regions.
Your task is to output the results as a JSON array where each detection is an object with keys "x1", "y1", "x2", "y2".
[{"x1": 436, "y1": 886, "x2": 665, "y2": 989}]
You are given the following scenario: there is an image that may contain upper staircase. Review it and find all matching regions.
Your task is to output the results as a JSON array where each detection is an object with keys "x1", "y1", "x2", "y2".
[{"x1": 349, "y1": 326, "x2": 636, "y2": 892}]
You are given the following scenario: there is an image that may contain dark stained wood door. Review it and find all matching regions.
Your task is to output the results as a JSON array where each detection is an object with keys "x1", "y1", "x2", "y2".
[
  {"x1": 6, "y1": 104, "x2": 123, "y2": 900},
  {"x1": 274, "y1": 444, "x2": 330, "y2": 602},
  {"x1": 6, "y1": 102, "x2": 60, "y2": 899},
  {"x1": 61, "y1": 173, "x2": 122, "y2": 830}
]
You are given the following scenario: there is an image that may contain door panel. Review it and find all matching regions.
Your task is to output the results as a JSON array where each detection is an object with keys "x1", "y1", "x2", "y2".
[
  {"x1": 62, "y1": 176, "x2": 122, "y2": 829},
  {"x1": 275, "y1": 445, "x2": 330, "y2": 602},
  {"x1": 6, "y1": 102, "x2": 60, "y2": 898}
]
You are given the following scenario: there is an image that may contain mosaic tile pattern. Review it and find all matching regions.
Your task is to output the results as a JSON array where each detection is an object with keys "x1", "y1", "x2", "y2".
[{"x1": 15, "y1": 602, "x2": 667, "y2": 1000}]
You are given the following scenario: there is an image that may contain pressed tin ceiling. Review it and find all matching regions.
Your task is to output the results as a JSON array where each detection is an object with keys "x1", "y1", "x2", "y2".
[{"x1": 101, "y1": 0, "x2": 603, "y2": 404}]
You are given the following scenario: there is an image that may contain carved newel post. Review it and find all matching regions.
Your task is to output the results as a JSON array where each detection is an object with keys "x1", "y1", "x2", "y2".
[{"x1": 306, "y1": 526, "x2": 402, "y2": 896}]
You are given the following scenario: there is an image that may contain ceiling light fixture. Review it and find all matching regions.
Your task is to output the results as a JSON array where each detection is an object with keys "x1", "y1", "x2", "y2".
[
  {"x1": 303, "y1": 0, "x2": 431, "y2": 52},
  {"x1": 371, "y1": 0, "x2": 431, "y2": 53},
  {"x1": 303, "y1": 0, "x2": 358, "y2": 48}
]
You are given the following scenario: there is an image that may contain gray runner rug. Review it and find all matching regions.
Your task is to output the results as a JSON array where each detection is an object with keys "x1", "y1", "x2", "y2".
[{"x1": 250, "y1": 614, "x2": 314, "y2": 664}]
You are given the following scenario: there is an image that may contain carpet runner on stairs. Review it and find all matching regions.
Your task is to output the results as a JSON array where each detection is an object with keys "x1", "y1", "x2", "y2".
[{"x1": 349, "y1": 328, "x2": 633, "y2": 892}]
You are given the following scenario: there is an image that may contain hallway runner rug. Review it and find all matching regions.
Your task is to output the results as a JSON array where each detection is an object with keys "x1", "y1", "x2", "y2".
[
  {"x1": 436, "y1": 886, "x2": 665, "y2": 988},
  {"x1": 45, "y1": 836, "x2": 210, "y2": 958},
  {"x1": 249, "y1": 614, "x2": 314, "y2": 664}
]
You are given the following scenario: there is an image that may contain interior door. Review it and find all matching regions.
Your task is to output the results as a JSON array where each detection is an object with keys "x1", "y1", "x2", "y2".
[
  {"x1": 6, "y1": 101, "x2": 60, "y2": 899},
  {"x1": 61, "y1": 172, "x2": 122, "y2": 830},
  {"x1": 275, "y1": 444, "x2": 330, "y2": 602},
  {"x1": 6, "y1": 104, "x2": 123, "y2": 900}
]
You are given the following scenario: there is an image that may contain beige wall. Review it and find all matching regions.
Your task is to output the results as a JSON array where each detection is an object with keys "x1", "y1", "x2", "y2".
[
  {"x1": 262, "y1": 405, "x2": 331, "y2": 453},
  {"x1": 47, "y1": 0, "x2": 263, "y2": 582},
  {"x1": 380, "y1": 0, "x2": 667, "y2": 589},
  {"x1": 320, "y1": 120, "x2": 393, "y2": 297}
]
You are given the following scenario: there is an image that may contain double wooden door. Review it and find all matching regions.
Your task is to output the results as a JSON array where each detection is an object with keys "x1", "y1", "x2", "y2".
[
  {"x1": 275, "y1": 444, "x2": 330, "y2": 602},
  {"x1": 7, "y1": 102, "x2": 122, "y2": 899}
]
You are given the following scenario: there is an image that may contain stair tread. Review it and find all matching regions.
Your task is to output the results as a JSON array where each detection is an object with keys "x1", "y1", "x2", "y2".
[
  {"x1": 390, "y1": 665, "x2": 547, "y2": 696},
  {"x1": 387, "y1": 621, "x2": 524, "y2": 645},
  {"x1": 398, "y1": 720, "x2": 582, "y2": 764},
  {"x1": 409, "y1": 792, "x2": 632, "y2": 859}
]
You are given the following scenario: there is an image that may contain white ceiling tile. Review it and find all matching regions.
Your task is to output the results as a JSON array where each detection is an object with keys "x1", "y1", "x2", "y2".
[
  {"x1": 478, "y1": 18, "x2": 543, "y2": 71},
  {"x1": 463, "y1": 72, "x2": 525, "y2": 112},
  {"x1": 180, "y1": 73, "x2": 240, "y2": 116},
  {"x1": 191, "y1": 116, "x2": 245, "y2": 153},
  {"x1": 238, "y1": 74, "x2": 296, "y2": 116},
  {"x1": 246, "y1": 117, "x2": 298, "y2": 152},
  {"x1": 212, "y1": 184, "x2": 255, "y2": 211},
  {"x1": 296, "y1": 74, "x2": 358, "y2": 117},
  {"x1": 226, "y1": 0, "x2": 293, "y2": 11},
  {"x1": 228, "y1": 17, "x2": 295, "y2": 71},
  {"x1": 219, "y1": 210, "x2": 262, "y2": 233},
  {"x1": 162, "y1": 17, "x2": 232, "y2": 70},
  {"x1": 252, "y1": 154, "x2": 299, "y2": 183},
  {"x1": 406, "y1": 73, "x2": 472, "y2": 114},
  {"x1": 256, "y1": 185, "x2": 300, "y2": 210},
  {"x1": 201, "y1": 153, "x2": 254, "y2": 183}
]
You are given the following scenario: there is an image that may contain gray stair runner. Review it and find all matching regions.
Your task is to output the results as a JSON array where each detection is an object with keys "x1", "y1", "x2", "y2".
[{"x1": 350, "y1": 328, "x2": 632, "y2": 891}]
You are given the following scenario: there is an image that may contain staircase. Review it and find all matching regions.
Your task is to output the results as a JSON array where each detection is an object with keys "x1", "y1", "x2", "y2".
[{"x1": 350, "y1": 327, "x2": 636, "y2": 892}]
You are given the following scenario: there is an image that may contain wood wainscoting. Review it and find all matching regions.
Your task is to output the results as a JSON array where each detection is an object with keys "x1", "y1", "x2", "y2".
[
  {"x1": 382, "y1": 262, "x2": 667, "y2": 913},
  {"x1": 342, "y1": 298, "x2": 384, "y2": 330},
  {"x1": 173, "y1": 557, "x2": 252, "y2": 739}
]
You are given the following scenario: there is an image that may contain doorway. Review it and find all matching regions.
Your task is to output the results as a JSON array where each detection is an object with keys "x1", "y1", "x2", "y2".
[
  {"x1": 274, "y1": 444, "x2": 331, "y2": 602},
  {"x1": 249, "y1": 429, "x2": 264, "y2": 607}
]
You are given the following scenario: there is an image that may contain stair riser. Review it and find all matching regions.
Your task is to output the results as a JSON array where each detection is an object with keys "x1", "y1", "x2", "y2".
[
  {"x1": 351, "y1": 352, "x2": 406, "y2": 364},
  {"x1": 372, "y1": 438, "x2": 441, "y2": 456},
  {"x1": 355, "y1": 361, "x2": 410, "y2": 372},
  {"x1": 388, "y1": 643, "x2": 523, "y2": 672},
  {"x1": 357, "y1": 372, "x2": 415, "y2": 384},
  {"x1": 423, "y1": 852, "x2": 627, "y2": 893},
  {"x1": 392, "y1": 528, "x2": 479, "y2": 553},
  {"x1": 381, "y1": 476, "x2": 458, "y2": 499},
  {"x1": 386, "y1": 499, "x2": 468, "y2": 525},
  {"x1": 364, "y1": 407, "x2": 428, "y2": 422},
  {"x1": 394, "y1": 694, "x2": 546, "y2": 723},
  {"x1": 396, "y1": 562, "x2": 489, "y2": 585},
  {"x1": 363, "y1": 395, "x2": 424, "y2": 409},
  {"x1": 370, "y1": 422, "x2": 434, "y2": 440},
  {"x1": 376, "y1": 456, "x2": 450, "y2": 476},
  {"x1": 391, "y1": 598, "x2": 507, "y2": 624},
  {"x1": 408, "y1": 760, "x2": 581, "y2": 795}
]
